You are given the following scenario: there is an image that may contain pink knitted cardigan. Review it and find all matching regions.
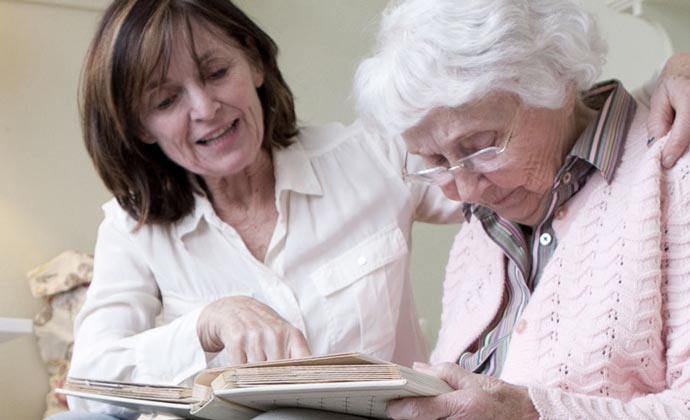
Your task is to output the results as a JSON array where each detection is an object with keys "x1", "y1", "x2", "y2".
[{"x1": 431, "y1": 105, "x2": 690, "y2": 419}]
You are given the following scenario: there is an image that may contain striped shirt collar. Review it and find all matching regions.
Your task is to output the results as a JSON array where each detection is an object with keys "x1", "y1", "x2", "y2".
[
  {"x1": 569, "y1": 79, "x2": 636, "y2": 183},
  {"x1": 463, "y1": 80, "x2": 636, "y2": 222}
]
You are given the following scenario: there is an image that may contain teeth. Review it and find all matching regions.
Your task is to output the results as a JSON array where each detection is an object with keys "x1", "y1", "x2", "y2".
[
  {"x1": 202, "y1": 127, "x2": 230, "y2": 143},
  {"x1": 198, "y1": 121, "x2": 237, "y2": 145}
]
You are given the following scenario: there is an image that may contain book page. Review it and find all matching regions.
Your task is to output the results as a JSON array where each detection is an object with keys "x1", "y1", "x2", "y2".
[{"x1": 64, "y1": 378, "x2": 197, "y2": 403}]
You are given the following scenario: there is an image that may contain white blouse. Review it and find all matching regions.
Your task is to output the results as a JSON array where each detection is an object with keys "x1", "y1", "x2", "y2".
[{"x1": 68, "y1": 121, "x2": 462, "y2": 414}]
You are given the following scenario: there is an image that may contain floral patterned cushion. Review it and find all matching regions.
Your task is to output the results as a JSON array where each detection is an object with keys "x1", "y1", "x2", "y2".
[{"x1": 27, "y1": 251, "x2": 93, "y2": 419}]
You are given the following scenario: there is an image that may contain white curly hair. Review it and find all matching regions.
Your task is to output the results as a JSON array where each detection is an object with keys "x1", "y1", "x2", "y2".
[{"x1": 354, "y1": 0, "x2": 607, "y2": 137}]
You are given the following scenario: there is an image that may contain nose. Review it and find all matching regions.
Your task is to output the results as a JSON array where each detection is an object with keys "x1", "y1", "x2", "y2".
[
  {"x1": 452, "y1": 170, "x2": 485, "y2": 203},
  {"x1": 189, "y1": 85, "x2": 220, "y2": 121}
]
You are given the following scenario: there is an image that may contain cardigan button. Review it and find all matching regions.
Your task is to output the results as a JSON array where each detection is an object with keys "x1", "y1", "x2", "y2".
[
  {"x1": 555, "y1": 207, "x2": 567, "y2": 220},
  {"x1": 515, "y1": 319, "x2": 528, "y2": 334}
]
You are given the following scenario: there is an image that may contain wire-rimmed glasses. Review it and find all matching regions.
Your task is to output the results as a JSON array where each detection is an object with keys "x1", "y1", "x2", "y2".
[{"x1": 402, "y1": 110, "x2": 520, "y2": 185}]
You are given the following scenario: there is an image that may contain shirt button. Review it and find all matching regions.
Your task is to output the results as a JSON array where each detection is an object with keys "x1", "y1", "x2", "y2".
[
  {"x1": 515, "y1": 319, "x2": 528, "y2": 334},
  {"x1": 539, "y1": 233, "x2": 553, "y2": 246},
  {"x1": 357, "y1": 256, "x2": 367, "y2": 266},
  {"x1": 562, "y1": 172, "x2": 573, "y2": 184}
]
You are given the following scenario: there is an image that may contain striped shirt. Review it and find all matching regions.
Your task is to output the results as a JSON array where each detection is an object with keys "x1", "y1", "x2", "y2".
[{"x1": 458, "y1": 80, "x2": 637, "y2": 376}]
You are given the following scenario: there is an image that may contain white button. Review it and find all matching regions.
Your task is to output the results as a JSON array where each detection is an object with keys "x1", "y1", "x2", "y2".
[
  {"x1": 539, "y1": 233, "x2": 553, "y2": 246},
  {"x1": 562, "y1": 172, "x2": 572, "y2": 184},
  {"x1": 357, "y1": 256, "x2": 367, "y2": 266}
]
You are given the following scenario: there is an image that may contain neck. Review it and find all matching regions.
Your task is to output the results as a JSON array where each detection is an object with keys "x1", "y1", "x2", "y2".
[
  {"x1": 203, "y1": 148, "x2": 276, "y2": 214},
  {"x1": 558, "y1": 100, "x2": 598, "y2": 160}
]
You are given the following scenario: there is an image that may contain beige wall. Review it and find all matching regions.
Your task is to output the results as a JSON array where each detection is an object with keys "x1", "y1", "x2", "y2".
[
  {"x1": 0, "y1": 1, "x2": 668, "y2": 419},
  {"x1": 0, "y1": 2, "x2": 106, "y2": 419}
]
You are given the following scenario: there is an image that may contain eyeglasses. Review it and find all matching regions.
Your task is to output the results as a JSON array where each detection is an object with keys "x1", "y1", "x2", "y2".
[{"x1": 402, "y1": 109, "x2": 520, "y2": 185}]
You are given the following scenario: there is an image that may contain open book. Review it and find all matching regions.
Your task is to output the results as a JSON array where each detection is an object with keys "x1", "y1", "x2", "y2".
[{"x1": 58, "y1": 352, "x2": 453, "y2": 419}]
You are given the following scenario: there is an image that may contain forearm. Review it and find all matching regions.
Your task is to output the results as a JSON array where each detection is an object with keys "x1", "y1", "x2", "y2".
[
  {"x1": 71, "y1": 306, "x2": 208, "y2": 383},
  {"x1": 70, "y1": 220, "x2": 211, "y2": 387},
  {"x1": 529, "y1": 386, "x2": 689, "y2": 420}
]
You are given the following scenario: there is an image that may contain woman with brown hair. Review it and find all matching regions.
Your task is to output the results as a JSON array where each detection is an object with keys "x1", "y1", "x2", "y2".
[{"x1": 56, "y1": 0, "x2": 463, "y2": 417}]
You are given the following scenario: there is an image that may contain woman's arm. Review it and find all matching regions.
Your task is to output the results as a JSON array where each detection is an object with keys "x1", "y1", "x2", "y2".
[
  {"x1": 370, "y1": 127, "x2": 464, "y2": 223},
  {"x1": 68, "y1": 212, "x2": 309, "y2": 415},
  {"x1": 67, "y1": 218, "x2": 208, "y2": 415}
]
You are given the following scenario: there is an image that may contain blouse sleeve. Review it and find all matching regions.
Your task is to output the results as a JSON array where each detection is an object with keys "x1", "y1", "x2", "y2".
[
  {"x1": 367, "y1": 124, "x2": 465, "y2": 224},
  {"x1": 66, "y1": 212, "x2": 209, "y2": 415}
]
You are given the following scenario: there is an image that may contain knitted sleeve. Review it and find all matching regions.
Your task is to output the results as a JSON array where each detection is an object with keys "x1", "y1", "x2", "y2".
[{"x1": 527, "y1": 155, "x2": 690, "y2": 419}]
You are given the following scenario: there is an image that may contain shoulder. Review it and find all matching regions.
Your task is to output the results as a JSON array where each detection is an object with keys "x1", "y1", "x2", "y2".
[
  {"x1": 99, "y1": 197, "x2": 194, "y2": 240},
  {"x1": 295, "y1": 122, "x2": 355, "y2": 154},
  {"x1": 101, "y1": 198, "x2": 138, "y2": 233},
  {"x1": 295, "y1": 120, "x2": 407, "y2": 172},
  {"x1": 617, "y1": 103, "x2": 689, "y2": 191}
]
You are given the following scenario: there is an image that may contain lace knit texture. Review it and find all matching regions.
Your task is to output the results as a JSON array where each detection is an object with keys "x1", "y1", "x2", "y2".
[{"x1": 431, "y1": 106, "x2": 690, "y2": 419}]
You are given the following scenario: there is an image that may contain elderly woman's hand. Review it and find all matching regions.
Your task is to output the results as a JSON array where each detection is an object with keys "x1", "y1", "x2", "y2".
[
  {"x1": 387, "y1": 363, "x2": 538, "y2": 420},
  {"x1": 648, "y1": 52, "x2": 690, "y2": 168},
  {"x1": 197, "y1": 295, "x2": 311, "y2": 365}
]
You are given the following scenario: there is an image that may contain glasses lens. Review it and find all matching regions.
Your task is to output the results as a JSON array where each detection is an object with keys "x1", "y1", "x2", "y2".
[
  {"x1": 452, "y1": 143, "x2": 512, "y2": 173},
  {"x1": 404, "y1": 167, "x2": 454, "y2": 185}
]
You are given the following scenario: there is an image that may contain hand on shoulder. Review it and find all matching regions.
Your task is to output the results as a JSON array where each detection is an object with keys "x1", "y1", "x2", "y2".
[{"x1": 647, "y1": 52, "x2": 690, "y2": 168}]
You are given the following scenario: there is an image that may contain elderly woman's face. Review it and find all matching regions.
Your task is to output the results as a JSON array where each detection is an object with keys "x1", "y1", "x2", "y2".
[
  {"x1": 138, "y1": 19, "x2": 265, "y2": 181},
  {"x1": 403, "y1": 92, "x2": 573, "y2": 226}
]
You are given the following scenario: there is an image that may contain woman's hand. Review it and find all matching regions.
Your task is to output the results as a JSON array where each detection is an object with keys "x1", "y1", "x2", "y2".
[
  {"x1": 386, "y1": 363, "x2": 538, "y2": 420},
  {"x1": 648, "y1": 52, "x2": 690, "y2": 168},
  {"x1": 197, "y1": 295, "x2": 311, "y2": 365}
]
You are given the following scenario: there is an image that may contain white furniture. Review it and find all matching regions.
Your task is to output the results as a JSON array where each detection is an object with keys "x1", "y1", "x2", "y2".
[
  {"x1": 608, "y1": 0, "x2": 690, "y2": 53},
  {"x1": 0, "y1": 317, "x2": 33, "y2": 343}
]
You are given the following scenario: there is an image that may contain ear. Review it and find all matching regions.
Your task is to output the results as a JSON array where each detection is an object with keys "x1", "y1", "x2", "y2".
[
  {"x1": 243, "y1": 37, "x2": 265, "y2": 88},
  {"x1": 252, "y1": 63, "x2": 265, "y2": 88},
  {"x1": 138, "y1": 129, "x2": 157, "y2": 145}
]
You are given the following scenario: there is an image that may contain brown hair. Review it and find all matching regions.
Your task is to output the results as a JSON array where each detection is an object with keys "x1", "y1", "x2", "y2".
[{"x1": 81, "y1": 0, "x2": 297, "y2": 226}]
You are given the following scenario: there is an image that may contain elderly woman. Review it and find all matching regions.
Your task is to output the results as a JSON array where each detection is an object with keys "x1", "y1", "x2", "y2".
[{"x1": 353, "y1": 0, "x2": 690, "y2": 418}]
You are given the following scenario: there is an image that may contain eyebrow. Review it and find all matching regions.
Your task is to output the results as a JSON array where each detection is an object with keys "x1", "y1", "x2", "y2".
[
  {"x1": 197, "y1": 50, "x2": 215, "y2": 62},
  {"x1": 144, "y1": 78, "x2": 168, "y2": 94},
  {"x1": 143, "y1": 49, "x2": 221, "y2": 93}
]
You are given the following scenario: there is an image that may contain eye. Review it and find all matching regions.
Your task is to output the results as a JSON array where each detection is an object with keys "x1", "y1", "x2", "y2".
[
  {"x1": 205, "y1": 67, "x2": 228, "y2": 81},
  {"x1": 155, "y1": 94, "x2": 177, "y2": 111},
  {"x1": 470, "y1": 131, "x2": 497, "y2": 149},
  {"x1": 457, "y1": 131, "x2": 497, "y2": 156},
  {"x1": 423, "y1": 154, "x2": 449, "y2": 168}
]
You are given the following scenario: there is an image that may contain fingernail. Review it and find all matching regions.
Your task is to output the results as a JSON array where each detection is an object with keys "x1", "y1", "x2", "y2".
[
  {"x1": 663, "y1": 155, "x2": 675, "y2": 169},
  {"x1": 647, "y1": 136, "x2": 656, "y2": 146}
]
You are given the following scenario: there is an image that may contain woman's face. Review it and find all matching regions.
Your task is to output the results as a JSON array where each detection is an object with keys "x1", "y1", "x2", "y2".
[
  {"x1": 403, "y1": 92, "x2": 573, "y2": 226},
  {"x1": 138, "y1": 20, "x2": 265, "y2": 181}
]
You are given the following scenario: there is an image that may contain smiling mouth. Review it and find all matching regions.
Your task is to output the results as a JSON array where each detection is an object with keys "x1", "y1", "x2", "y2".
[{"x1": 196, "y1": 119, "x2": 239, "y2": 145}]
